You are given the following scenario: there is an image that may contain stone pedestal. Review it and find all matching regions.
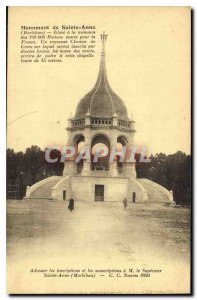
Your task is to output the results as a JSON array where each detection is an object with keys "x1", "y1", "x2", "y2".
[
  {"x1": 25, "y1": 186, "x2": 30, "y2": 198},
  {"x1": 169, "y1": 190, "x2": 174, "y2": 202},
  {"x1": 124, "y1": 162, "x2": 136, "y2": 178}
]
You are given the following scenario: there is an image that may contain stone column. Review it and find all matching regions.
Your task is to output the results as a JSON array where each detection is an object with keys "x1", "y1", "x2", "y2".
[
  {"x1": 81, "y1": 124, "x2": 91, "y2": 176},
  {"x1": 109, "y1": 132, "x2": 118, "y2": 177},
  {"x1": 63, "y1": 160, "x2": 76, "y2": 176},
  {"x1": 110, "y1": 160, "x2": 118, "y2": 177},
  {"x1": 82, "y1": 160, "x2": 91, "y2": 176}
]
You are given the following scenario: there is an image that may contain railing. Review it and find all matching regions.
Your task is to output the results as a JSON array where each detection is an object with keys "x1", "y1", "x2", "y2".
[
  {"x1": 91, "y1": 118, "x2": 112, "y2": 126},
  {"x1": 118, "y1": 120, "x2": 131, "y2": 129},
  {"x1": 72, "y1": 118, "x2": 85, "y2": 128},
  {"x1": 70, "y1": 117, "x2": 134, "y2": 131}
]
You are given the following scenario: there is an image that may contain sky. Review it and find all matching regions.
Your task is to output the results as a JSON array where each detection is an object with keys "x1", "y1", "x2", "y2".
[{"x1": 7, "y1": 6, "x2": 191, "y2": 155}]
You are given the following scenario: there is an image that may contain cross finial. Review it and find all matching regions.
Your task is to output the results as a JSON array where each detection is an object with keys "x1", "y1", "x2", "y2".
[{"x1": 100, "y1": 31, "x2": 108, "y2": 44}]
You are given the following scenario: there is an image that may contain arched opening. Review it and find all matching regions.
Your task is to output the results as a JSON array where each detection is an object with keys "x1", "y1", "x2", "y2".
[
  {"x1": 117, "y1": 136, "x2": 128, "y2": 173},
  {"x1": 116, "y1": 143, "x2": 123, "y2": 173},
  {"x1": 117, "y1": 135, "x2": 128, "y2": 146},
  {"x1": 73, "y1": 134, "x2": 85, "y2": 173},
  {"x1": 91, "y1": 134, "x2": 110, "y2": 171}
]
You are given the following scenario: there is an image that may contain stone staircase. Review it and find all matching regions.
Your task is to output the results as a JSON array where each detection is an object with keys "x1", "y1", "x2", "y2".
[
  {"x1": 137, "y1": 178, "x2": 171, "y2": 203},
  {"x1": 29, "y1": 178, "x2": 61, "y2": 199}
]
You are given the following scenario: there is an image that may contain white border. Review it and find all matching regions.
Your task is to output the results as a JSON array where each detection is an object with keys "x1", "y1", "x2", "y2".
[
  {"x1": 0, "y1": 3, "x2": 7, "y2": 300},
  {"x1": 1, "y1": 0, "x2": 195, "y2": 6},
  {"x1": 0, "y1": 1, "x2": 195, "y2": 299}
]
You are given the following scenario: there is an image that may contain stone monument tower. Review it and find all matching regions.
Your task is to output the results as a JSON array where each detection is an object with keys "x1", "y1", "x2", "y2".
[
  {"x1": 25, "y1": 32, "x2": 173, "y2": 204},
  {"x1": 64, "y1": 32, "x2": 136, "y2": 180}
]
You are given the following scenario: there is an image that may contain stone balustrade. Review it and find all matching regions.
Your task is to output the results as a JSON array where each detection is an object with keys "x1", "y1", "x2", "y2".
[{"x1": 69, "y1": 117, "x2": 134, "y2": 131}]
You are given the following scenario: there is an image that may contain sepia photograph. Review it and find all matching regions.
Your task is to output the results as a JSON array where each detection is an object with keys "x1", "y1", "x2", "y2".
[{"x1": 6, "y1": 6, "x2": 191, "y2": 294}]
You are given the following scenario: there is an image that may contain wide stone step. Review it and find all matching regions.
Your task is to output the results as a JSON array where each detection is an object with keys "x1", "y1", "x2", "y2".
[
  {"x1": 137, "y1": 178, "x2": 170, "y2": 203},
  {"x1": 30, "y1": 178, "x2": 61, "y2": 198}
]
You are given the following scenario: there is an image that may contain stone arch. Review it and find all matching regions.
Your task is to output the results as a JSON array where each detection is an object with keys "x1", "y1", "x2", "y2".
[
  {"x1": 91, "y1": 132, "x2": 111, "y2": 144},
  {"x1": 117, "y1": 135, "x2": 129, "y2": 171},
  {"x1": 91, "y1": 133, "x2": 111, "y2": 171},
  {"x1": 117, "y1": 135, "x2": 128, "y2": 146},
  {"x1": 73, "y1": 134, "x2": 85, "y2": 172},
  {"x1": 73, "y1": 133, "x2": 85, "y2": 145}
]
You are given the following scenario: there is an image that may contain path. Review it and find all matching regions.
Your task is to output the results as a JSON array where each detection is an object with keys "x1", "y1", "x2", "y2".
[{"x1": 7, "y1": 200, "x2": 190, "y2": 294}]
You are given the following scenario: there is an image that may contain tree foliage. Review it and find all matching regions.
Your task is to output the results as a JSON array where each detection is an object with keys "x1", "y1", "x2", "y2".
[
  {"x1": 6, "y1": 147, "x2": 191, "y2": 205},
  {"x1": 6, "y1": 146, "x2": 64, "y2": 198},
  {"x1": 135, "y1": 151, "x2": 191, "y2": 206}
]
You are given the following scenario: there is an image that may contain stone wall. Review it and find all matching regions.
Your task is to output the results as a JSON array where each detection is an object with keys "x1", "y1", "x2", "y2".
[
  {"x1": 69, "y1": 175, "x2": 143, "y2": 202},
  {"x1": 52, "y1": 175, "x2": 72, "y2": 201}
]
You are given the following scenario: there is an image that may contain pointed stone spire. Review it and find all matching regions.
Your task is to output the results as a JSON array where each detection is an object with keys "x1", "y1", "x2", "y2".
[
  {"x1": 74, "y1": 32, "x2": 129, "y2": 121},
  {"x1": 100, "y1": 31, "x2": 108, "y2": 56},
  {"x1": 89, "y1": 31, "x2": 114, "y2": 115},
  {"x1": 95, "y1": 31, "x2": 108, "y2": 85}
]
